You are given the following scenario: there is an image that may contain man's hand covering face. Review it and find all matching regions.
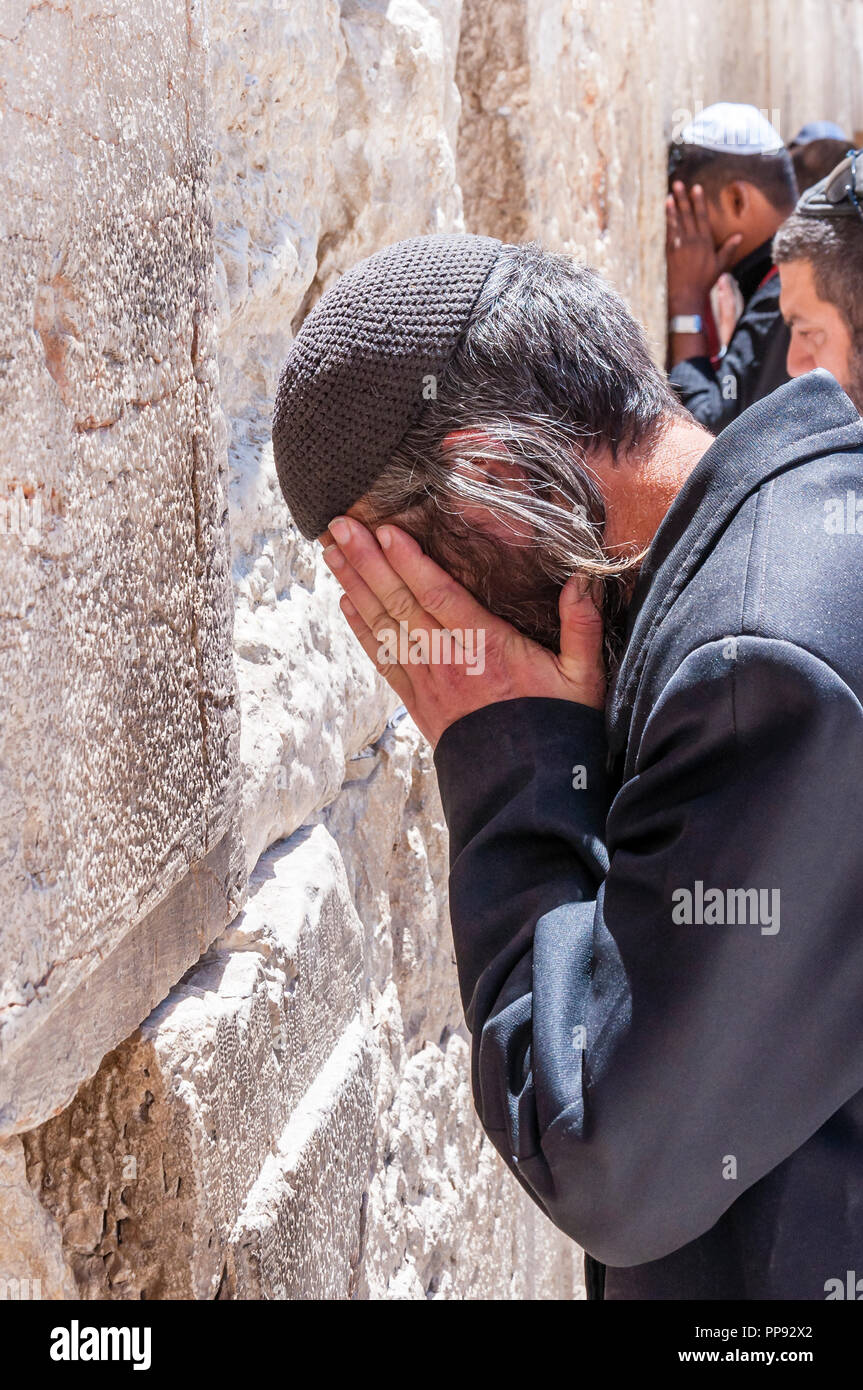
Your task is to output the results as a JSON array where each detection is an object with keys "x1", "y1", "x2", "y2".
[{"x1": 322, "y1": 516, "x2": 606, "y2": 746}]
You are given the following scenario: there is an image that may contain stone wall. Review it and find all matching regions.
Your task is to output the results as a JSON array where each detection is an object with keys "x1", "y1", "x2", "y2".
[
  {"x1": 0, "y1": 0, "x2": 244, "y2": 1139},
  {"x1": 2, "y1": 0, "x2": 862, "y2": 1300}
]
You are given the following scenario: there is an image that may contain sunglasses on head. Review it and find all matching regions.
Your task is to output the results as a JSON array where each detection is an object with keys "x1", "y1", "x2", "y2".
[{"x1": 839, "y1": 148, "x2": 863, "y2": 222}]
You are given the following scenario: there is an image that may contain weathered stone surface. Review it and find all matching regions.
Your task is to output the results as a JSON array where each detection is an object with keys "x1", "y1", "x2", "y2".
[
  {"x1": 321, "y1": 713, "x2": 456, "y2": 1050},
  {"x1": 6, "y1": 0, "x2": 863, "y2": 1303},
  {"x1": 227, "y1": 1021, "x2": 377, "y2": 1300},
  {"x1": 457, "y1": 0, "x2": 863, "y2": 351},
  {"x1": 3, "y1": 836, "x2": 243, "y2": 1137},
  {"x1": 209, "y1": 0, "x2": 385, "y2": 876},
  {"x1": 210, "y1": 0, "x2": 466, "y2": 871},
  {"x1": 356, "y1": 1012, "x2": 584, "y2": 1300},
  {"x1": 0, "y1": 1137, "x2": 76, "y2": 1300},
  {"x1": 320, "y1": 718, "x2": 585, "y2": 1298},
  {"x1": 22, "y1": 737, "x2": 583, "y2": 1299},
  {"x1": 22, "y1": 826, "x2": 370, "y2": 1299},
  {"x1": 309, "y1": 0, "x2": 465, "y2": 301},
  {"x1": 0, "y1": 1, "x2": 244, "y2": 1133}
]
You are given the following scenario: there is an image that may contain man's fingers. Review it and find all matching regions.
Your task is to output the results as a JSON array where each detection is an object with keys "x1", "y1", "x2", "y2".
[
  {"x1": 323, "y1": 544, "x2": 398, "y2": 639},
  {"x1": 325, "y1": 517, "x2": 437, "y2": 636},
  {"x1": 557, "y1": 577, "x2": 606, "y2": 708},
  {"x1": 374, "y1": 523, "x2": 503, "y2": 637},
  {"x1": 338, "y1": 594, "x2": 415, "y2": 705},
  {"x1": 672, "y1": 180, "x2": 697, "y2": 239},
  {"x1": 690, "y1": 184, "x2": 713, "y2": 242}
]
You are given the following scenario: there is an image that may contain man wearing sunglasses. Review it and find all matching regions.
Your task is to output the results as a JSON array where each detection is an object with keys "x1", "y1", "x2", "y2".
[{"x1": 774, "y1": 150, "x2": 863, "y2": 414}]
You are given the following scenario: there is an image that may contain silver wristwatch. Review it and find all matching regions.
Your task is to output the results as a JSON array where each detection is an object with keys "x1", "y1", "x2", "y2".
[{"x1": 669, "y1": 313, "x2": 704, "y2": 335}]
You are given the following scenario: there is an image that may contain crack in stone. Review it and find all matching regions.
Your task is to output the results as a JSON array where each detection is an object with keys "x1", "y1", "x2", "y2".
[{"x1": 71, "y1": 376, "x2": 196, "y2": 432}]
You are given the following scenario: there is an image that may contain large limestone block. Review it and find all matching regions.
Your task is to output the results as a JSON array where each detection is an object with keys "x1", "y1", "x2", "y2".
[
  {"x1": 208, "y1": 0, "x2": 395, "y2": 868},
  {"x1": 356, "y1": 1008, "x2": 584, "y2": 1300},
  {"x1": 227, "y1": 1021, "x2": 377, "y2": 1300},
  {"x1": 21, "y1": 728, "x2": 583, "y2": 1299},
  {"x1": 0, "y1": 0, "x2": 244, "y2": 1133},
  {"x1": 231, "y1": 529, "x2": 398, "y2": 873},
  {"x1": 208, "y1": 0, "x2": 345, "y2": 428},
  {"x1": 21, "y1": 825, "x2": 370, "y2": 1299},
  {"x1": 320, "y1": 712, "x2": 458, "y2": 1048},
  {"x1": 322, "y1": 719, "x2": 584, "y2": 1299},
  {"x1": 311, "y1": 0, "x2": 466, "y2": 296},
  {"x1": 0, "y1": 1137, "x2": 76, "y2": 1300},
  {"x1": 209, "y1": 1, "x2": 466, "y2": 871}
]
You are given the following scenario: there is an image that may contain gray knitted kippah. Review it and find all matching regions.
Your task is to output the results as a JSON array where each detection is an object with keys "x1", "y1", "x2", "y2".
[{"x1": 272, "y1": 233, "x2": 503, "y2": 538}]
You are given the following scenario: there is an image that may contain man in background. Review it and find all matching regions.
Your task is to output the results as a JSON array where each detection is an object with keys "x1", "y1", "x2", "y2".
[
  {"x1": 789, "y1": 119, "x2": 850, "y2": 149},
  {"x1": 775, "y1": 149, "x2": 863, "y2": 413},
  {"x1": 788, "y1": 121, "x2": 854, "y2": 199},
  {"x1": 666, "y1": 102, "x2": 797, "y2": 431}
]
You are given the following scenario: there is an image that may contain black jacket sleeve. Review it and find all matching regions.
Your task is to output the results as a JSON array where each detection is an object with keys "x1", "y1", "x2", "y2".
[
  {"x1": 668, "y1": 280, "x2": 789, "y2": 432},
  {"x1": 433, "y1": 635, "x2": 863, "y2": 1266}
]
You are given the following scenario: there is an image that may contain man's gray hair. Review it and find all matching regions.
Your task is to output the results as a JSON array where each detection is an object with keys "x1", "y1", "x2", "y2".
[{"x1": 363, "y1": 242, "x2": 685, "y2": 665}]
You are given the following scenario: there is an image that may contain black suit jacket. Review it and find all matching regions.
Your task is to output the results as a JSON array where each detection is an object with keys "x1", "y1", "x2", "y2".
[{"x1": 433, "y1": 371, "x2": 863, "y2": 1299}]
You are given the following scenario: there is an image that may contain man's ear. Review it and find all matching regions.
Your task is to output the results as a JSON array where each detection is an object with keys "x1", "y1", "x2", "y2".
[{"x1": 720, "y1": 180, "x2": 750, "y2": 223}]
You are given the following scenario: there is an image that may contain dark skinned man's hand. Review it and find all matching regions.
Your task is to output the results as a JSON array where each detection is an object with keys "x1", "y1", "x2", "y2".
[{"x1": 666, "y1": 181, "x2": 742, "y2": 367}]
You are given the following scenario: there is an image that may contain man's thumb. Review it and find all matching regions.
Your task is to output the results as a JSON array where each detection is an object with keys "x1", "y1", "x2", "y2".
[{"x1": 558, "y1": 577, "x2": 606, "y2": 704}]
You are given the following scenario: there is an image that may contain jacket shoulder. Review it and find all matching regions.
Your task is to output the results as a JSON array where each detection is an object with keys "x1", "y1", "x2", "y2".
[{"x1": 740, "y1": 446, "x2": 863, "y2": 697}]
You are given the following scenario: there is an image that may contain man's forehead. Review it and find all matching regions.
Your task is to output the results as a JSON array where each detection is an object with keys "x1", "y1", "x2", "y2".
[{"x1": 779, "y1": 258, "x2": 817, "y2": 309}]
